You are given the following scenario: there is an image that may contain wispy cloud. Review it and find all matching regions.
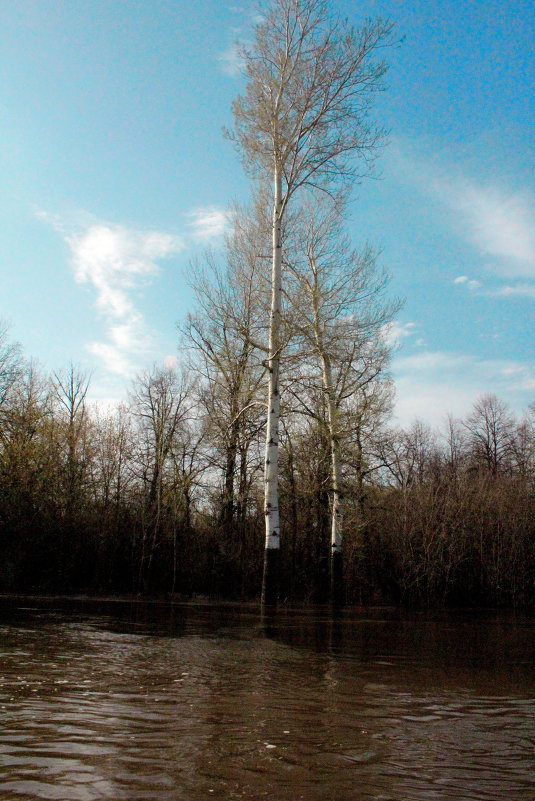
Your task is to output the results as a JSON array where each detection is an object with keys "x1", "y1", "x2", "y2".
[
  {"x1": 186, "y1": 206, "x2": 230, "y2": 241},
  {"x1": 87, "y1": 342, "x2": 135, "y2": 377},
  {"x1": 453, "y1": 275, "x2": 481, "y2": 290},
  {"x1": 394, "y1": 351, "x2": 471, "y2": 373},
  {"x1": 485, "y1": 283, "x2": 535, "y2": 300},
  {"x1": 382, "y1": 320, "x2": 417, "y2": 347},
  {"x1": 218, "y1": 40, "x2": 245, "y2": 77},
  {"x1": 392, "y1": 349, "x2": 534, "y2": 426},
  {"x1": 447, "y1": 185, "x2": 535, "y2": 277},
  {"x1": 40, "y1": 213, "x2": 183, "y2": 377},
  {"x1": 391, "y1": 143, "x2": 535, "y2": 280},
  {"x1": 218, "y1": 12, "x2": 262, "y2": 76},
  {"x1": 68, "y1": 224, "x2": 180, "y2": 314}
]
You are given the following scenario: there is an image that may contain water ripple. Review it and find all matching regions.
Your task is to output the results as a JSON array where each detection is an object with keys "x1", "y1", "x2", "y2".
[{"x1": 0, "y1": 604, "x2": 534, "y2": 801}]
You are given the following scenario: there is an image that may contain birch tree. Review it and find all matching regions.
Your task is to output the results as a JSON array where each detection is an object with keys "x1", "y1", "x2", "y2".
[
  {"x1": 230, "y1": 0, "x2": 393, "y2": 603},
  {"x1": 286, "y1": 193, "x2": 400, "y2": 599}
]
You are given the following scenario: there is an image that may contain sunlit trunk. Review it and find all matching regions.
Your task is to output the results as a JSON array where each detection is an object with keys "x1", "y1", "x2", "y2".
[
  {"x1": 262, "y1": 168, "x2": 283, "y2": 605},
  {"x1": 311, "y1": 270, "x2": 343, "y2": 603},
  {"x1": 321, "y1": 352, "x2": 344, "y2": 603}
]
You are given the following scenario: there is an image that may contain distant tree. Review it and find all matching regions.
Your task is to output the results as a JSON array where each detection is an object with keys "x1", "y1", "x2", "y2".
[
  {"x1": 442, "y1": 414, "x2": 468, "y2": 481},
  {"x1": 0, "y1": 321, "x2": 23, "y2": 414},
  {"x1": 229, "y1": 0, "x2": 394, "y2": 603},
  {"x1": 90, "y1": 404, "x2": 136, "y2": 590},
  {"x1": 464, "y1": 393, "x2": 514, "y2": 476},
  {"x1": 508, "y1": 406, "x2": 535, "y2": 481},
  {"x1": 50, "y1": 364, "x2": 94, "y2": 586},
  {"x1": 51, "y1": 364, "x2": 92, "y2": 514},
  {"x1": 129, "y1": 364, "x2": 194, "y2": 592},
  {"x1": 0, "y1": 362, "x2": 54, "y2": 589},
  {"x1": 378, "y1": 420, "x2": 438, "y2": 490}
]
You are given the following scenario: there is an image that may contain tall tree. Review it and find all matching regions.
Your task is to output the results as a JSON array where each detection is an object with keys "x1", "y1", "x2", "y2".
[
  {"x1": 286, "y1": 193, "x2": 400, "y2": 599},
  {"x1": 230, "y1": 0, "x2": 393, "y2": 603}
]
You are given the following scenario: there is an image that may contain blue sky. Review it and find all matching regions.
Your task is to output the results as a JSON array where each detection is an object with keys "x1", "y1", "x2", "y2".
[{"x1": 1, "y1": 0, "x2": 533, "y2": 426}]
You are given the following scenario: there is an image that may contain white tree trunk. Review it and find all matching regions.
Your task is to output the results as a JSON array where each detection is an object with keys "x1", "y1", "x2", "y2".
[
  {"x1": 321, "y1": 353, "x2": 343, "y2": 557},
  {"x1": 311, "y1": 266, "x2": 343, "y2": 559},
  {"x1": 262, "y1": 168, "x2": 283, "y2": 602},
  {"x1": 311, "y1": 273, "x2": 344, "y2": 602},
  {"x1": 322, "y1": 352, "x2": 344, "y2": 603}
]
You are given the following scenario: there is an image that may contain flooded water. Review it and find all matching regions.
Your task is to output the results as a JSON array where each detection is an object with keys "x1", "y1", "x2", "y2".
[{"x1": 0, "y1": 599, "x2": 534, "y2": 801}]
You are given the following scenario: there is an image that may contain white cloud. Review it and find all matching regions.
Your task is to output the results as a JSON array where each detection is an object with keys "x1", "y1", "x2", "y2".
[
  {"x1": 382, "y1": 320, "x2": 417, "y2": 347},
  {"x1": 394, "y1": 351, "x2": 471, "y2": 373},
  {"x1": 392, "y1": 349, "x2": 535, "y2": 426},
  {"x1": 394, "y1": 377, "x2": 477, "y2": 428},
  {"x1": 68, "y1": 224, "x2": 182, "y2": 316},
  {"x1": 41, "y1": 214, "x2": 183, "y2": 377},
  {"x1": 453, "y1": 275, "x2": 481, "y2": 290},
  {"x1": 218, "y1": 40, "x2": 245, "y2": 76},
  {"x1": 390, "y1": 144, "x2": 535, "y2": 280},
  {"x1": 415, "y1": 161, "x2": 535, "y2": 279},
  {"x1": 163, "y1": 354, "x2": 178, "y2": 370},
  {"x1": 186, "y1": 206, "x2": 230, "y2": 241},
  {"x1": 449, "y1": 185, "x2": 535, "y2": 277},
  {"x1": 486, "y1": 283, "x2": 535, "y2": 300},
  {"x1": 87, "y1": 342, "x2": 135, "y2": 378}
]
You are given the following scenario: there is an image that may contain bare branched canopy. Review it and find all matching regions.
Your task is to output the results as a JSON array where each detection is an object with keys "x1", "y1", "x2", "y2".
[{"x1": 230, "y1": 0, "x2": 394, "y2": 201}]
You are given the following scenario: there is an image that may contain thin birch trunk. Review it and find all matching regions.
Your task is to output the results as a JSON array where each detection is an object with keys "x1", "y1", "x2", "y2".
[
  {"x1": 311, "y1": 263, "x2": 343, "y2": 603},
  {"x1": 321, "y1": 352, "x2": 344, "y2": 603},
  {"x1": 261, "y1": 168, "x2": 283, "y2": 605}
]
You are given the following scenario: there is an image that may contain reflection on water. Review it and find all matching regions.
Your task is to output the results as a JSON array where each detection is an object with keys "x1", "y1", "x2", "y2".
[{"x1": 0, "y1": 599, "x2": 534, "y2": 800}]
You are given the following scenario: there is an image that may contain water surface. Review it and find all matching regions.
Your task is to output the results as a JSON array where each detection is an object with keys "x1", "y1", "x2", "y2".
[{"x1": 1, "y1": 598, "x2": 533, "y2": 800}]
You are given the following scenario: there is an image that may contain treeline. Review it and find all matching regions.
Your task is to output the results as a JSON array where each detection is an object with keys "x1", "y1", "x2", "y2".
[
  {"x1": 0, "y1": 322, "x2": 533, "y2": 607},
  {"x1": 2, "y1": 0, "x2": 533, "y2": 608}
]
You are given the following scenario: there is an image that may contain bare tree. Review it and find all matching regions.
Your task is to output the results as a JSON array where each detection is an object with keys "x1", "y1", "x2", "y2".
[
  {"x1": 285, "y1": 192, "x2": 400, "y2": 599},
  {"x1": 442, "y1": 414, "x2": 468, "y2": 481},
  {"x1": 377, "y1": 420, "x2": 439, "y2": 490},
  {"x1": 129, "y1": 364, "x2": 194, "y2": 592},
  {"x1": 508, "y1": 406, "x2": 535, "y2": 481},
  {"x1": 91, "y1": 403, "x2": 133, "y2": 510},
  {"x1": 183, "y1": 205, "x2": 268, "y2": 533},
  {"x1": 229, "y1": 0, "x2": 394, "y2": 603},
  {"x1": 52, "y1": 364, "x2": 92, "y2": 511},
  {"x1": 0, "y1": 321, "x2": 23, "y2": 414},
  {"x1": 464, "y1": 393, "x2": 514, "y2": 476},
  {"x1": 0, "y1": 362, "x2": 56, "y2": 588}
]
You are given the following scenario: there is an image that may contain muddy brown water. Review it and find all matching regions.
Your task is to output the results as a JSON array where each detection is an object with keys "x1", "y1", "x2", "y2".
[{"x1": 0, "y1": 598, "x2": 534, "y2": 800}]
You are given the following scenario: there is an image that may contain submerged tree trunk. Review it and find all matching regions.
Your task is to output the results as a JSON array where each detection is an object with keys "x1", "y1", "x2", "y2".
[
  {"x1": 309, "y1": 258, "x2": 344, "y2": 604},
  {"x1": 320, "y1": 353, "x2": 344, "y2": 604},
  {"x1": 231, "y1": 0, "x2": 393, "y2": 605},
  {"x1": 262, "y1": 169, "x2": 283, "y2": 606}
]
